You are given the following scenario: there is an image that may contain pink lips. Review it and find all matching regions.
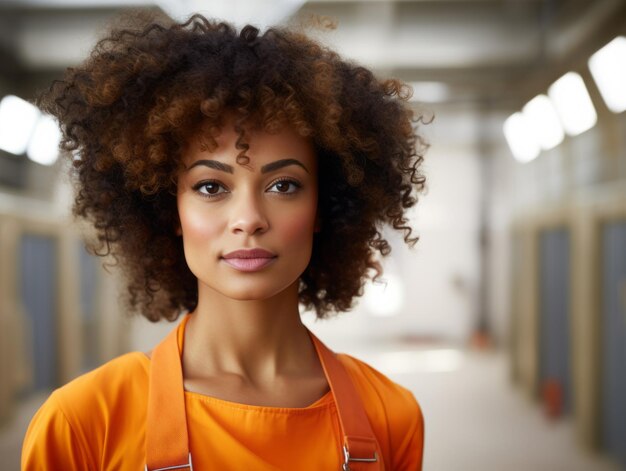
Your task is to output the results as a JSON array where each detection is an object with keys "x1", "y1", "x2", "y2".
[{"x1": 221, "y1": 248, "x2": 277, "y2": 272}]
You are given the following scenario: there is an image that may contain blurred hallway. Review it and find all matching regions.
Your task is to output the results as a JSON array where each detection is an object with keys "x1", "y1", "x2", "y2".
[{"x1": 1, "y1": 340, "x2": 621, "y2": 471}]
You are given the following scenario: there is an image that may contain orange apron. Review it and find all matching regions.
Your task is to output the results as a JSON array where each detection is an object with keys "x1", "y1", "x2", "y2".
[{"x1": 144, "y1": 313, "x2": 384, "y2": 471}]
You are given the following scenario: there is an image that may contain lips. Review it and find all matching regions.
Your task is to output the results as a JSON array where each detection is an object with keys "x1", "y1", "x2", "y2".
[
  {"x1": 222, "y1": 248, "x2": 276, "y2": 259},
  {"x1": 221, "y1": 248, "x2": 277, "y2": 272}
]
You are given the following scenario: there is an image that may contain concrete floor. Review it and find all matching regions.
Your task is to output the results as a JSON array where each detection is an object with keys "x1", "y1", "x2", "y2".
[
  {"x1": 358, "y1": 345, "x2": 622, "y2": 471},
  {"x1": 1, "y1": 345, "x2": 622, "y2": 471}
]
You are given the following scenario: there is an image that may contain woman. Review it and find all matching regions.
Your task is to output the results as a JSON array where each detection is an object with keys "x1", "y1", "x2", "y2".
[{"x1": 22, "y1": 12, "x2": 428, "y2": 470}]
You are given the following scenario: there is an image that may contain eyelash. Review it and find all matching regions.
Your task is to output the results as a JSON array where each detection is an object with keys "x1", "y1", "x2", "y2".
[{"x1": 192, "y1": 178, "x2": 303, "y2": 200}]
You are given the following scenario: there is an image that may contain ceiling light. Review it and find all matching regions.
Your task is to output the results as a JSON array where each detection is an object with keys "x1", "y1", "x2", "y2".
[
  {"x1": 588, "y1": 36, "x2": 626, "y2": 113},
  {"x1": 503, "y1": 112, "x2": 540, "y2": 163},
  {"x1": 522, "y1": 94, "x2": 564, "y2": 150},
  {"x1": 27, "y1": 115, "x2": 62, "y2": 166},
  {"x1": 548, "y1": 72, "x2": 597, "y2": 136},
  {"x1": 0, "y1": 95, "x2": 41, "y2": 155}
]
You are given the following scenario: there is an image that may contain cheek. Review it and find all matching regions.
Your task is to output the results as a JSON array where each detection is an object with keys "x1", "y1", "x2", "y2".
[
  {"x1": 185, "y1": 214, "x2": 217, "y2": 237},
  {"x1": 282, "y1": 217, "x2": 312, "y2": 241},
  {"x1": 278, "y1": 205, "x2": 317, "y2": 243},
  {"x1": 179, "y1": 200, "x2": 221, "y2": 244}
]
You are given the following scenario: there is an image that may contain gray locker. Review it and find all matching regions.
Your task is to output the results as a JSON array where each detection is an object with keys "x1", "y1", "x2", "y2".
[
  {"x1": 539, "y1": 228, "x2": 572, "y2": 414},
  {"x1": 19, "y1": 233, "x2": 58, "y2": 392},
  {"x1": 601, "y1": 221, "x2": 626, "y2": 468}
]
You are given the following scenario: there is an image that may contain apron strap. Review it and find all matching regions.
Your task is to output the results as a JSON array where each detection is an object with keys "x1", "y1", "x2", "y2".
[
  {"x1": 145, "y1": 317, "x2": 192, "y2": 471},
  {"x1": 145, "y1": 313, "x2": 383, "y2": 470},
  {"x1": 307, "y1": 330, "x2": 384, "y2": 471}
]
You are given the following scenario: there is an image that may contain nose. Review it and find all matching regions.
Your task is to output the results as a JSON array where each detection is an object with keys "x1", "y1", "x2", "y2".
[{"x1": 228, "y1": 187, "x2": 270, "y2": 235}]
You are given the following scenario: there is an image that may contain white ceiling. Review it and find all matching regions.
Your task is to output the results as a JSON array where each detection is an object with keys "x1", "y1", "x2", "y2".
[{"x1": 1, "y1": 0, "x2": 625, "y2": 108}]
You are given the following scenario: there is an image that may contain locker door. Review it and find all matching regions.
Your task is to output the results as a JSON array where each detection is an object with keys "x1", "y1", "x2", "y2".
[
  {"x1": 601, "y1": 221, "x2": 626, "y2": 467},
  {"x1": 539, "y1": 228, "x2": 571, "y2": 414},
  {"x1": 20, "y1": 233, "x2": 58, "y2": 392}
]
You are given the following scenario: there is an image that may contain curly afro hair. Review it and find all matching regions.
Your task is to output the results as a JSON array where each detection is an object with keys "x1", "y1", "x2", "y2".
[{"x1": 38, "y1": 12, "x2": 430, "y2": 322}]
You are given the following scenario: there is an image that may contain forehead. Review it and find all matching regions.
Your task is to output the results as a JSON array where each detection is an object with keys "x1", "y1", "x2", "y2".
[{"x1": 181, "y1": 119, "x2": 317, "y2": 172}]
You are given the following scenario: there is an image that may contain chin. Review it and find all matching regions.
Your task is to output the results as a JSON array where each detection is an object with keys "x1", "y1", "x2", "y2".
[
  {"x1": 225, "y1": 290, "x2": 274, "y2": 301},
  {"x1": 209, "y1": 282, "x2": 289, "y2": 301}
]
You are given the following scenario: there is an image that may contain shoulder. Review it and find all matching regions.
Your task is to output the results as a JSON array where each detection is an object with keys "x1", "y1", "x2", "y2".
[
  {"x1": 54, "y1": 351, "x2": 149, "y2": 404},
  {"x1": 47, "y1": 351, "x2": 148, "y2": 417},
  {"x1": 52, "y1": 351, "x2": 150, "y2": 431},
  {"x1": 22, "y1": 352, "x2": 149, "y2": 470},
  {"x1": 337, "y1": 352, "x2": 422, "y2": 417}
]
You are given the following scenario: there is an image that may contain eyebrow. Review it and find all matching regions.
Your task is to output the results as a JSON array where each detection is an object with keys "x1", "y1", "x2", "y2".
[{"x1": 186, "y1": 158, "x2": 309, "y2": 174}]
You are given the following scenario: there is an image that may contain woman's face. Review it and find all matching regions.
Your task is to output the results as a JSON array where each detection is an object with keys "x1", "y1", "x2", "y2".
[{"x1": 176, "y1": 119, "x2": 319, "y2": 301}]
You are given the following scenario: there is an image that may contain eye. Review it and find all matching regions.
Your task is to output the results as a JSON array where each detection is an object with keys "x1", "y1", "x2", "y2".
[
  {"x1": 268, "y1": 178, "x2": 302, "y2": 195},
  {"x1": 193, "y1": 180, "x2": 227, "y2": 198}
]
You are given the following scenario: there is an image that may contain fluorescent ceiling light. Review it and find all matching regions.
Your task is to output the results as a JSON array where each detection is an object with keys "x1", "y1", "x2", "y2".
[
  {"x1": 503, "y1": 112, "x2": 540, "y2": 163},
  {"x1": 522, "y1": 94, "x2": 564, "y2": 150},
  {"x1": 27, "y1": 115, "x2": 62, "y2": 166},
  {"x1": 548, "y1": 72, "x2": 597, "y2": 136},
  {"x1": 363, "y1": 272, "x2": 405, "y2": 317},
  {"x1": 588, "y1": 36, "x2": 626, "y2": 113},
  {"x1": 409, "y1": 81, "x2": 450, "y2": 103},
  {"x1": 0, "y1": 95, "x2": 41, "y2": 155}
]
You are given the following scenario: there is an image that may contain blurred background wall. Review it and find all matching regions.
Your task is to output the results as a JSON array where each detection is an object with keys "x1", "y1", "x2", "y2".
[{"x1": 0, "y1": 0, "x2": 625, "y2": 470}]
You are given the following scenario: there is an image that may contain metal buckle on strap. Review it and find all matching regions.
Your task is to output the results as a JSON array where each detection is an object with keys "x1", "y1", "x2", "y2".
[
  {"x1": 342, "y1": 445, "x2": 378, "y2": 470},
  {"x1": 145, "y1": 453, "x2": 194, "y2": 471}
]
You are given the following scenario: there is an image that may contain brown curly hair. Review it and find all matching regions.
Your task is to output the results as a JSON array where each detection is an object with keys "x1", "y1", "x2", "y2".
[{"x1": 37, "y1": 12, "x2": 429, "y2": 322}]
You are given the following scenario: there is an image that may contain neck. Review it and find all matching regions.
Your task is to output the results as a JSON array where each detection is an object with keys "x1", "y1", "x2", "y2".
[{"x1": 182, "y1": 279, "x2": 319, "y2": 386}]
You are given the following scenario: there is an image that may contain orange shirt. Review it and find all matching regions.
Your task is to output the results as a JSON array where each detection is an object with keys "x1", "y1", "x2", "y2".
[{"x1": 22, "y1": 331, "x2": 424, "y2": 470}]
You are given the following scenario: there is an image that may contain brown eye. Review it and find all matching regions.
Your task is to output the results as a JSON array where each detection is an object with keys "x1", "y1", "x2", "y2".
[
  {"x1": 193, "y1": 180, "x2": 227, "y2": 198},
  {"x1": 275, "y1": 181, "x2": 290, "y2": 192},
  {"x1": 203, "y1": 182, "x2": 221, "y2": 195},
  {"x1": 268, "y1": 178, "x2": 302, "y2": 195}
]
